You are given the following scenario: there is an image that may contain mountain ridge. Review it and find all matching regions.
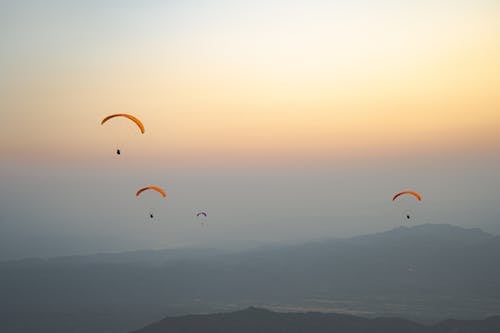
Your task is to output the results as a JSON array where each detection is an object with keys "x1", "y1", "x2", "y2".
[
  {"x1": 2, "y1": 223, "x2": 493, "y2": 264},
  {"x1": 2, "y1": 223, "x2": 499, "y2": 333}
]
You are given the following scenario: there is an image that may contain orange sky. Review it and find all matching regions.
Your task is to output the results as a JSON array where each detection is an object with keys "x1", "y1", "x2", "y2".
[
  {"x1": 1, "y1": 1, "x2": 499, "y2": 165},
  {"x1": 1, "y1": 1, "x2": 500, "y2": 260}
]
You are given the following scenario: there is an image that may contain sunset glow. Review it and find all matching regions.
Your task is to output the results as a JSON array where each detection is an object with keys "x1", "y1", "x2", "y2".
[{"x1": 1, "y1": 1, "x2": 499, "y2": 165}]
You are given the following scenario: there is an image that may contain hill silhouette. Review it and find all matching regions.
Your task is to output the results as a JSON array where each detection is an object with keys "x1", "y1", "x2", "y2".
[{"x1": 131, "y1": 307, "x2": 500, "y2": 333}]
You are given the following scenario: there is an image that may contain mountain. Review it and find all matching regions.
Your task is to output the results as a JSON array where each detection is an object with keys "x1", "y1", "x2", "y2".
[
  {"x1": 1, "y1": 223, "x2": 499, "y2": 332},
  {"x1": 131, "y1": 307, "x2": 500, "y2": 333}
]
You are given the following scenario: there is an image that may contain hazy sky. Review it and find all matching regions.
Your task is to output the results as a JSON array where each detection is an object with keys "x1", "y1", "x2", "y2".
[{"x1": 1, "y1": 0, "x2": 499, "y2": 260}]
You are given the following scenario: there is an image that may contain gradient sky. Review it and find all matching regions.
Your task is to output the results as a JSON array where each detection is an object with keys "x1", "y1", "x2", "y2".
[{"x1": 1, "y1": 0, "x2": 499, "y2": 260}]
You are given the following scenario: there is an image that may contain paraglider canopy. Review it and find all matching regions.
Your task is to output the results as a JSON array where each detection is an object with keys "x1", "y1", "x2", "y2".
[
  {"x1": 136, "y1": 186, "x2": 167, "y2": 198},
  {"x1": 196, "y1": 211, "x2": 207, "y2": 217},
  {"x1": 101, "y1": 113, "x2": 145, "y2": 134},
  {"x1": 392, "y1": 190, "x2": 422, "y2": 202}
]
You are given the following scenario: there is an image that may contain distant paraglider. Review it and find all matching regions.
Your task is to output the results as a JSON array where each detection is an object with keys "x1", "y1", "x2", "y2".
[
  {"x1": 101, "y1": 113, "x2": 145, "y2": 155},
  {"x1": 196, "y1": 211, "x2": 208, "y2": 226},
  {"x1": 136, "y1": 185, "x2": 166, "y2": 222},
  {"x1": 392, "y1": 190, "x2": 422, "y2": 221}
]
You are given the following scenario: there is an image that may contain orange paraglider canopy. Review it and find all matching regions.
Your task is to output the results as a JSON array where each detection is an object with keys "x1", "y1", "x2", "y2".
[
  {"x1": 101, "y1": 113, "x2": 145, "y2": 134},
  {"x1": 136, "y1": 186, "x2": 166, "y2": 198},
  {"x1": 392, "y1": 190, "x2": 422, "y2": 201}
]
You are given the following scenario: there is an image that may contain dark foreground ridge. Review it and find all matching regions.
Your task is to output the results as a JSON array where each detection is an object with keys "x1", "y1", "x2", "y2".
[{"x1": 131, "y1": 307, "x2": 500, "y2": 333}]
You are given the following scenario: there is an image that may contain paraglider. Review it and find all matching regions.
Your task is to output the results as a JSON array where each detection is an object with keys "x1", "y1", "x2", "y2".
[
  {"x1": 196, "y1": 211, "x2": 208, "y2": 226},
  {"x1": 101, "y1": 113, "x2": 145, "y2": 155},
  {"x1": 136, "y1": 186, "x2": 166, "y2": 221},
  {"x1": 392, "y1": 190, "x2": 422, "y2": 221}
]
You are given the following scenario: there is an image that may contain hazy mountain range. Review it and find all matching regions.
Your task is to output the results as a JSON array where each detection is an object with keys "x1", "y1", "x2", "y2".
[{"x1": 1, "y1": 223, "x2": 499, "y2": 332}]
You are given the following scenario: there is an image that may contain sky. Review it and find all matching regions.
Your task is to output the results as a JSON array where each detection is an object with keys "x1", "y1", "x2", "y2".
[{"x1": 1, "y1": 0, "x2": 499, "y2": 260}]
